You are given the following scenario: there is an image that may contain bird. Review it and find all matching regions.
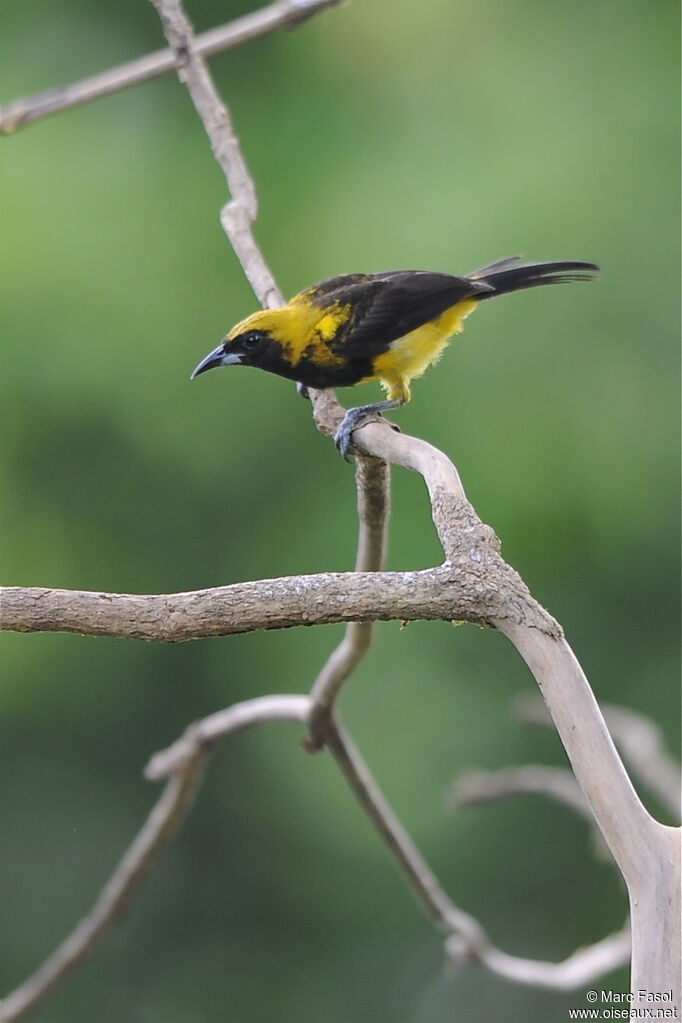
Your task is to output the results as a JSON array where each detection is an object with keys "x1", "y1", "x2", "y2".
[{"x1": 191, "y1": 256, "x2": 599, "y2": 458}]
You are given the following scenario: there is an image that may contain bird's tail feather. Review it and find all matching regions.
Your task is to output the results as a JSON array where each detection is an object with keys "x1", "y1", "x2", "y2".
[{"x1": 468, "y1": 258, "x2": 599, "y2": 298}]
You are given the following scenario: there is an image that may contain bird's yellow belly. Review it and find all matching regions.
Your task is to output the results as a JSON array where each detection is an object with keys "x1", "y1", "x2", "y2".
[{"x1": 371, "y1": 298, "x2": 477, "y2": 402}]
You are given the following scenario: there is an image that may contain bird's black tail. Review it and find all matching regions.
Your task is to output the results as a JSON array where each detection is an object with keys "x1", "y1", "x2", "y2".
[{"x1": 468, "y1": 256, "x2": 599, "y2": 299}]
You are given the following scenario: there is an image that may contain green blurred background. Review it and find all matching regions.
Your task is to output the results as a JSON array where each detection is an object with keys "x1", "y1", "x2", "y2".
[{"x1": 1, "y1": 1, "x2": 679, "y2": 1020}]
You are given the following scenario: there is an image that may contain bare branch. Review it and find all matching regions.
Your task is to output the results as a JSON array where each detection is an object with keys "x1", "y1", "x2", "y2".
[
  {"x1": 0, "y1": 421, "x2": 665, "y2": 896},
  {"x1": 0, "y1": 0, "x2": 342, "y2": 136},
  {"x1": 147, "y1": 694, "x2": 310, "y2": 778},
  {"x1": 95, "y1": 695, "x2": 641, "y2": 997},
  {"x1": 154, "y1": 699, "x2": 489, "y2": 951},
  {"x1": 498, "y1": 626, "x2": 656, "y2": 877},
  {"x1": 0, "y1": 555, "x2": 550, "y2": 642},
  {"x1": 448, "y1": 923, "x2": 631, "y2": 991},
  {"x1": 499, "y1": 623, "x2": 680, "y2": 1004},
  {"x1": 4, "y1": 675, "x2": 629, "y2": 1023},
  {"x1": 319, "y1": 717, "x2": 488, "y2": 943},
  {"x1": 3, "y1": 0, "x2": 679, "y2": 1012},
  {"x1": 0, "y1": 762, "x2": 205, "y2": 1023},
  {"x1": 306, "y1": 456, "x2": 390, "y2": 747},
  {"x1": 0, "y1": 695, "x2": 309, "y2": 1022},
  {"x1": 449, "y1": 765, "x2": 592, "y2": 821},
  {"x1": 0, "y1": 424, "x2": 555, "y2": 646},
  {"x1": 513, "y1": 695, "x2": 681, "y2": 820},
  {"x1": 326, "y1": 717, "x2": 632, "y2": 989},
  {"x1": 151, "y1": 0, "x2": 286, "y2": 306},
  {"x1": 2, "y1": 430, "x2": 676, "y2": 1002},
  {"x1": 448, "y1": 765, "x2": 632, "y2": 986}
]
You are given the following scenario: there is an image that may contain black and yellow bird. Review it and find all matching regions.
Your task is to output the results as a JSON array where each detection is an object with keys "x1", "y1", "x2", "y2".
[{"x1": 191, "y1": 256, "x2": 598, "y2": 457}]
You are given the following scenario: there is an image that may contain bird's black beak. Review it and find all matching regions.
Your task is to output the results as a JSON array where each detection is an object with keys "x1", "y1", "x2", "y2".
[{"x1": 190, "y1": 344, "x2": 242, "y2": 380}]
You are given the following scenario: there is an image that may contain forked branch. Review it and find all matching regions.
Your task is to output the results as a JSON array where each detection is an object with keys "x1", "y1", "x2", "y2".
[
  {"x1": 0, "y1": 0, "x2": 342, "y2": 135},
  {"x1": 0, "y1": 0, "x2": 679, "y2": 1019}
]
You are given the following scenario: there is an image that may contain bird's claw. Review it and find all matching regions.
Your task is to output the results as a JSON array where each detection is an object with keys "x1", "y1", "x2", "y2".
[
  {"x1": 334, "y1": 418, "x2": 360, "y2": 461},
  {"x1": 296, "y1": 382, "x2": 310, "y2": 400},
  {"x1": 334, "y1": 410, "x2": 396, "y2": 461}
]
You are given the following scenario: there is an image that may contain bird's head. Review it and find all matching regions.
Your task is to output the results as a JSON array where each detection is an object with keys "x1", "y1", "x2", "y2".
[
  {"x1": 190, "y1": 307, "x2": 317, "y2": 382},
  {"x1": 190, "y1": 310, "x2": 284, "y2": 379}
]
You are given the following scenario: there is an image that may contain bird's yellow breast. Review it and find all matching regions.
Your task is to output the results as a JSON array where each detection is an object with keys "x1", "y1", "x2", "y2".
[{"x1": 370, "y1": 298, "x2": 478, "y2": 402}]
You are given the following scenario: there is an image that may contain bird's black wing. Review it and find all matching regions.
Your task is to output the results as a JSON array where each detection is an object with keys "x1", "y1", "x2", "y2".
[
  {"x1": 290, "y1": 273, "x2": 374, "y2": 306},
  {"x1": 327, "y1": 271, "x2": 492, "y2": 357}
]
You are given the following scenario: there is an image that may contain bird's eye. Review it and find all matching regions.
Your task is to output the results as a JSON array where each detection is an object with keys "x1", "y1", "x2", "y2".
[{"x1": 243, "y1": 331, "x2": 264, "y2": 350}]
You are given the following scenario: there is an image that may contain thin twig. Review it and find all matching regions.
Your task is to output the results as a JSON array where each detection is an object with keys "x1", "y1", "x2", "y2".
[
  {"x1": 151, "y1": 0, "x2": 283, "y2": 307},
  {"x1": 449, "y1": 765, "x2": 592, "y2": 820},
  {"x1": 448, "y1": 923, "x2": 631, "y2": 990},
  {"x1": 0, "y1": 762, "x2": 206, "y2": 1023},
  {"x1": 0, "y1": 0, "x2": 342, "y2": 136},
  {"x1": 306, "y1": 456, "x2": 390, "y2": 748},
  {"x1": 447, "y1": 764, "x2": 631, "y2": 983},
  {"x1": 323, "y1": 718, "x2": 630, "y2": 989},
  {"x1": 321, "y1": 716, "x2": 486, "y2": 941},
  {"x1": 0, "y1": 695, "x2": 312, "y2": 1022},
  {"x1": 147, "y1": 694, "x2": 311, "y2": 778}
]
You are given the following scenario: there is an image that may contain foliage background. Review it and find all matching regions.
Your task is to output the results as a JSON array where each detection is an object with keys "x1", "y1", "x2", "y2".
[{"x1": 1, "y1": 1, "x2": 679, "y2": 1020}]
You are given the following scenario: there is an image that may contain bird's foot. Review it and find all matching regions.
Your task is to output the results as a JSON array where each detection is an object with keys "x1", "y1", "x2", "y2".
[
  {"x1": 296, "y1": 382, "x2": 310, "y2": 400},
  {"x1": 334, "y1": 406, "x2": 400, "y2": 461}
]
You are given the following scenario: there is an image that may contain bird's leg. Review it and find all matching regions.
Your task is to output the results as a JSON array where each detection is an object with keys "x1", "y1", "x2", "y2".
[
  {"x1": 296, "y1": 382, "x2": 310, "y2": 399},
  {"x1": 334, "y1": 399, "x2": 404, "y2": 460}
]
